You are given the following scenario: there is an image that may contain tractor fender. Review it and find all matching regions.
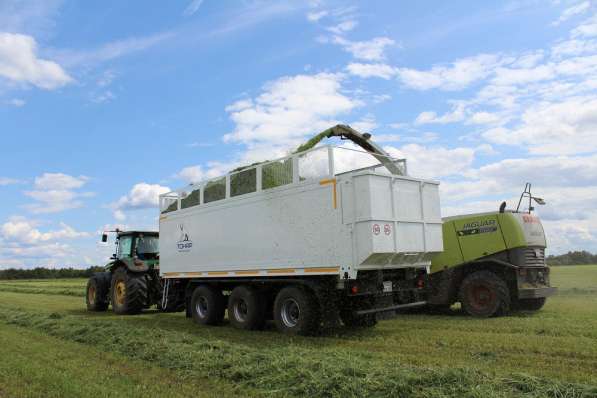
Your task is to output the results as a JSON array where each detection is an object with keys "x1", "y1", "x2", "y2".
[{"x1": 107, "y1": 259, "x2": 149, "y2": 274}]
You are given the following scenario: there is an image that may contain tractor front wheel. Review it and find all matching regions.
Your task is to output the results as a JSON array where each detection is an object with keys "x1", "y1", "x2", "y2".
[
  {"x1": 111, "y1": 267, "x2": 148, "y2": 315},
  {"x1": 459, "y1": 270, "x2": 510, "y2": 317}
]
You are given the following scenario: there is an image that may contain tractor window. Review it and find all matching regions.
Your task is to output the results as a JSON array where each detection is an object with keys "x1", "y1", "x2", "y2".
[
  {"x1": 136, "y1": 235, "x2": 159, "y2": 260},
  {"x1": 117, "y1": 236, "x2": 133, "y2": 259}
]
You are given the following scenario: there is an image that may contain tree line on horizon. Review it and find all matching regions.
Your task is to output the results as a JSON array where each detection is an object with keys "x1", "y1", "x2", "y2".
[{"x1": 0, "y1": 251, "x2": 595, "y2": 279}]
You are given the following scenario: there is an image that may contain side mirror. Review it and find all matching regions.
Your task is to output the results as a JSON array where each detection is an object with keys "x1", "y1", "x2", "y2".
[{"x1": 101, "y1": 233, "x2": 108, "y2": 243}]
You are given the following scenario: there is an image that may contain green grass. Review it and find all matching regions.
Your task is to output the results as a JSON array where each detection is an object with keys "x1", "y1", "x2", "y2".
[{"x1": 0, "y1": 266, "x2": 596, "y2": 397}]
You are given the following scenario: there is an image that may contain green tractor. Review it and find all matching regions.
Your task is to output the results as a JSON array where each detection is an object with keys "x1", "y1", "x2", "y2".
[
  {"x1": 427, "y1": 184, "x2": 557, "y2": 317},
  {"x1": 85, "y1": 229, "x2": 184, "y2": 314}
]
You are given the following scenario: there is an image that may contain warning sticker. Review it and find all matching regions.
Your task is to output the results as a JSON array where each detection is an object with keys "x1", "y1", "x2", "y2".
[{"x1": 373, "y1": 224, "x2": 381, "y2": 235}]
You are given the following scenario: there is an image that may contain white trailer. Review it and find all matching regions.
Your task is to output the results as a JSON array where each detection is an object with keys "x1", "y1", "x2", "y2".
[{"x1": 159, "y1": 143, "x2": 442, "y2": 335}]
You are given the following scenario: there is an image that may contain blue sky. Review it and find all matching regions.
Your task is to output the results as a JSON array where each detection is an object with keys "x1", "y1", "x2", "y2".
[{"x1": 1, "y1": 0, "x2": 596, "y2": 268}]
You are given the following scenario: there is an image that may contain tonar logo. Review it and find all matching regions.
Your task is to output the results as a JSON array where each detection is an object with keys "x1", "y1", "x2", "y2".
[{"x1": 177, "y1": 224, "x2": 192, "y2": 252}]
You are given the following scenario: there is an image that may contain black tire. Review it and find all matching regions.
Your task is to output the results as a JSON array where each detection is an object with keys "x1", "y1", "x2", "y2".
[
  {"x1": 274, "y1": 286, "x2": 321, "y2": 336},
  {"x1": 228, "y1": 286, "x2": 266, "y2": 330},
  {"x1": 459, "y1": 270, "x2": 510, "y2": 318},
  {"x1": 514, "y1": 297, "x2": 546, "y2": 312},
  {"x1": 86, "y1": 272, "x2": 110, "y2": 311},
  {"x1": 190, "y1": 285, "x2": 225, "y2": 326},
  {"x1": 340, "y1": 310, "x2": 377, "y2": 328},
  {"x1": 111, "y1": 267, "x2": 148, "y2": 315}
]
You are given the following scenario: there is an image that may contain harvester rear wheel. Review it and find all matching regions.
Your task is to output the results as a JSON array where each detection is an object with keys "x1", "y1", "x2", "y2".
[
  {"x1": 274, "y1": 286, "x2": 321, "y2": 336},
  {"x1": 110, "y1": 267, "x2": 148, "y2": 315},
  {"x1": 459, "y1": 270, "x2": 510, "y2": 317},
  {"x1": 86, "y1": 273, "x2": 110, "y2": 311},
  {"x1": 514, "y1": 297, "x2": 546, "y2": 312},
  {"x1": 190, "y1": 285, "x2": 225, "y2": 326},
  {"x1": 228, "y1": 285, "x2": 266, "y2": 330}
]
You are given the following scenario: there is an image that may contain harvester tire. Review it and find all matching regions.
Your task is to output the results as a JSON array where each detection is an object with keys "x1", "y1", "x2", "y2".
[
  {"x1": 228, "y1": 285, "x2": 266, "y2": 330},
  {"x1": 86, "y1": 272, "x2": 110, "y2": 311},
  {"x1": 111, "y1": 267, "x2": 148, "y2": 315},
  {"x1": 274, "y1": 286, "x2": 321, "y2": 336},
  {"x1": 459, "y1": 270, "x2": 510, "y2": 317},
  {"x1": 191, "y1": 285, "x2": 225, "y2": 326},
  {"x1": 514, "y1": 297, "x2": 546, "y2": 312}
]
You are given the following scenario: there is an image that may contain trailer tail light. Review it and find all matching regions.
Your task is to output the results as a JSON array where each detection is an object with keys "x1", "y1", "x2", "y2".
[{"x1": 350, "y1": 285, "x2": 359, "y2": 295}]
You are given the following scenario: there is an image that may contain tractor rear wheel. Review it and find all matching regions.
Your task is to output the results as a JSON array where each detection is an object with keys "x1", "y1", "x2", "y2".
[
  {"x1": 514, "y1": 297, "x2": 546, "y2": 312},
  {"x1": 111, "y1": 267, "x2": 148, "y2": 315},
  {"x1": 86, "y1": 272, "x2": 110, "y2": 311},
  {"x1": 190, "y1": 285, "x2": 225, "y2": 326},
  {"x1": 459, "y1": 270, "x2": 510, "y2": 317},
  {"x1": 228, "y1": 285, "x2": 266, "y2": 330},
  {"x1": 274, "y1": 286, "x2": 321, "y2": 335}
]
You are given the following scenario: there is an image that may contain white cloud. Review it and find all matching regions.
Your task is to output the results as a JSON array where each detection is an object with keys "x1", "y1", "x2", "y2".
[
  {"x1": 1, "y1": 218, "x2": 89, "y2": 244},
  {"x1": 491, "y1": 64, "x2": 556, "y2": 85},
  {"x1": 346, "y1": 62, "x2": 397, "y2": 79},
  {"x1": 572, "y1": 15, "x2": 597, "y2": 37},
  {"x1": 34, "y1": 173, "x2": 87, "y2": 190},
  {"x1": 0, "y1": 32, "x2": 72, "y2": 89},
  {"x1": 0, "y1": 177, "x2": 22, "y2": 186},
  {"x1": 223, "y1": 73, "x2": 360, "y2": 146},
  {"x1": 350, "y1": 114, "x2": 378, "y2": 132},
  {"x1": 327, "y1": 20, "x2": 358, "y2": 34},
  {"x1": 415, "y1": 103, "x2": 466, "y2": 124},
  {"x1": 333, "y1": 36, "x2": 395, "y2": 61},
  {"x1": 112, "y1": 183, "x2": 171, "y2": 220},
  {"x1": 307, "y1": 10, "x2": 328, "y2": 22},
  {"x1": 552, "y1": 1, "x2": 591, "y2": 26},
  {"x1": 183, "y1": 0, "x2": 204, "y2": 16},
  {"x1": 6, "y1": 98, "x2": 25, "y2": 107},
  {"x1": 397, "y1": 54, "x2": 502, "y2": 91},
  {"x1": 467, "y1": 111, "x2": 501, "y2": 125},
  {"x1": 25, "y1": 173, "x2": 92, "y2": 214},
  {"x1": 482, "y1": 97, "x2": 597, "y2": 155},
  {"x1": 384, "y1": 144, "x2": 477, "y2": 179}
]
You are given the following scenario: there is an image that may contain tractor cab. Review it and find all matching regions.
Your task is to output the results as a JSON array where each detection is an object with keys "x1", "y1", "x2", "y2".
[{"x1": 101, "y1": 230, "x2": 160, "y2": 272}]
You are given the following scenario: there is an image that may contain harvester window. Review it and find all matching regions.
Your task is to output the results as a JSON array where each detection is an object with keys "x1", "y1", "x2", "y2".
[
  {"x1": 181, "y1": 188, "x2": 200, "y2": 209},
  {"x1": 230, "y1": 168, "x2": 257, "y2": 197},
  {"x1": 262, "y1": 158, "x2": 293, "y2": 189},
  {"x1": 298, "y1": 146, "x2": 329, "y2": 181},
  {"x1": 203, "y1": 177, "x2": 226, "y2": 203}
]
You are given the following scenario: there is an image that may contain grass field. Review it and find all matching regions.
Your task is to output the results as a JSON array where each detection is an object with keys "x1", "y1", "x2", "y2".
[{"x1": 0, "y1": 266, "x2": 596, "y2": 397}]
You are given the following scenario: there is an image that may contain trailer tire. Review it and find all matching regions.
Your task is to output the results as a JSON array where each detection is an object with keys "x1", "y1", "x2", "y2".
[
  {"x1": 228, "y1": 286, "x2": 266, "y2": 330},
  {"x1": 459, "y1": 270, "x2": 510, "y2": 318},
  {"x1": 514, "y1": 297, "x2": 546, "y2": 312},
  {"x1": 274, "y1": 286, "x2": 321, "y2": 336},
  {"x1": 191, "y1": 285, "x2": 225, "y2": 326},
  {"x1": 86, "y1": 272, "x2": 110, "y2": 311},
  {"x1": 111, "y1": 267, "x2": 148, "y2": 315}
]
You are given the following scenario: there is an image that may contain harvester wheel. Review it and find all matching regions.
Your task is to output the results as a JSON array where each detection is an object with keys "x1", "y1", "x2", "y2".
[
  {"x1": 459, "y1": 270, "x2": 510, "y2": 317},
  {"x1": 86, "y1": 272, "x2": 110, "y2": 311},
  {"x1": 514, "y1": 297, "x2": 546, "y2": 312},
  {"x1": 228, "y1": 285, "x2": 266, "y2": 330},
  {"x1": 110, "y1": 267, "x2": 148, "y2": 315},
  {"x1": 274, "y1": 286, "x2": 321, "y2": 336},
  {"x1": 190, "y1": 285, "x2": 225, "y2": 326}
]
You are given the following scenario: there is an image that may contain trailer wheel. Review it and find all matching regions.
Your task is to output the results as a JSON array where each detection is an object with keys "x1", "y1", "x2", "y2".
[
  {"x1": 86, "y1": 272, "x2": 110, "y2": 312},
  {"x1": 459, "y1": 270, "x2": 510, "y2": 317},
  {"x1": 111, "y1": 267, "x2": 148, "y2": 315},
  {"x1": 228, "y1": 286, "x2": 266, "y2": 330},
  {"x1": 274, "y1": 286, "x2": 321, "y2": 336},
  {"x1": 190, "y1": 285, "x2": 225, "y2": 326},
  {"x1": 514, "y1": 297, "x2": 546, "y2": 312}
]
